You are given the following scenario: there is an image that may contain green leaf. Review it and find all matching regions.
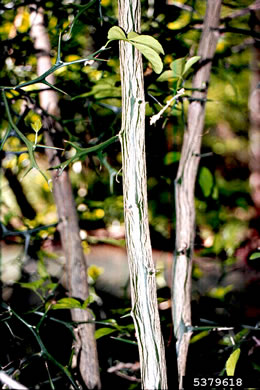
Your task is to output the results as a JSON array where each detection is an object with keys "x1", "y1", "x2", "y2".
[
  {"x1": 31, "y1": 118, "x2": 42, "y2": 132},
  {"x1": 249, "y1": 252, "x2": 260, "y2": 260},
  {"x1": 157, "y1": 71, "x2": 178, "y2": 82},
  {"x1": 170, "y1": 57, "x2": 186, "y2": 77},
  {"x1": 127, "y1": 31, "x2": 139, "y2": 39},
  {"x1": 20, "y1": 279, "x2": 45, "y2": 291},
  {"x1": 50, "y1": 297, "x2": 83, "y2": 310},
  {"x1": 183, "y1": 56, "x2": 200, "y2": 76},
  {"x1": 199, "y1": 167, "x2": 214, "y2": 197},
  {"x1": 190, "y1": 330, "x2": 209, "y2": 344},
  {"x1": 226, "y1": 348, "x2": 240, "y2": 376},
  {"x1": 164, "y1": 151, "x2": 181, "y2": 165},
  {"x1": 131, "y1": 42, "x2": 163, "y2": 74},
  {"x1": 82, "y1": 295, "x2": 95, "y2": 309},
  {"x1": 208, "y1": 285, "x2": 233, "y2": 300},
  {"x1": 45, "y1": 282, "x2": 58, "y2": 292},
  {"x1": 107, "y1": 26, "x2": 126, "y2": 41},
  {"x1": 37, "y1": 258, "x2": 49, "y2": 279},
  {"x1": 127, "y1": 34, "x2": 164, "y2": 55},
  {"x1": 95, "y1": 327, "x2": 116, "y2": 340}
]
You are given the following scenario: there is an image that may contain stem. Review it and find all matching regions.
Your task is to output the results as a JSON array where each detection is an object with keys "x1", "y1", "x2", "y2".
[
  {"x1": 118, "y1": 1, "x2": 168, "y2": 389},
  {"x1": 172, "y1": 1, "x2": 222, "y2": 386}
]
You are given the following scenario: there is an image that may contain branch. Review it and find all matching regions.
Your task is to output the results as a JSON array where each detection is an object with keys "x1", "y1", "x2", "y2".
[
  {"x1": 221, "y1": 0, "x2": 260, "y2": 23},
  {"x1": 49, "y1": 135, "x2": 119, "y2": 175},
  {"x1": 0, "y1": 371, "x2": 28, "y2": 390},
  {"x1": 150, "y1": 88, "x2": 185, "y2": 125},
  {"x1": 1, "y1": 303, "x2": 78, "y2": 390},
  {"x1": 0, "y1": 46, "x2": 109, "y2": 92}
]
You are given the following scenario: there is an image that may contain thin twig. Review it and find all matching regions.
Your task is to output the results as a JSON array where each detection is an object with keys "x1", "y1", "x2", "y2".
[{"x1": 150, "y1": 88, "x2": 185, "y2": 125}]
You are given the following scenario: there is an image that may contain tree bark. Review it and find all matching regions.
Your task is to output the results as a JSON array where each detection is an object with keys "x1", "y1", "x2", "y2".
[
  {"x1": 249, "y1": 9, "x2": 260, "y2": 215},
  {"x1": 172, "y1": 1, "x2": 221, "y2": 386},
  {"x1": 118, "y1": 1, "x2": 168, "y2": 389},
  {"x1": 30, "y1": 7, "x2": 101, "y2": 389}
]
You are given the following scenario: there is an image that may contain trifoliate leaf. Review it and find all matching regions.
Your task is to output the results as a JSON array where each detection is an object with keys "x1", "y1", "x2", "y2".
[
  {"x1": 132, "y1": 42, "x2": 163, "y2": 74},
  {"x1": 107, "y1": 26, "x2": 126, "y2": 40},
  {"x1": 226, "y1": 348, "x2": 240, "y2": 376}
]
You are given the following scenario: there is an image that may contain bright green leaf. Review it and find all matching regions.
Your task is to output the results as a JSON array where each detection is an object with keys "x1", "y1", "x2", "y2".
[
  {"x1": 107, "y1": 26, "x2": 126, "y2": 41},
  {"x1": 132, "y1": 42, "x2": 163, "y2": 74},
  {"x1": 95, "y1": 327, "x2": 116, "y2": 340},
  {"x1": 157, "y1": 71, "x2": 178, "y2": 83},
  {"x1": 45, "y1": 282, "x2": 58, "y2": 292},
  {"x1": 82, "y1": 295, "x2": 95, "y2": 309},
  {"x1": 127, "y1": 31, "x2": 138, "y2": 39},
  {"x1": 208, "y1": 285, "x2": 233, "y2": 300},
  {"x1": 20, "y1": 279, "x2": 45, "y2": 291},
  {"x1": 31, "y1": 118, "x2": 42, "y2": 132},
  {"x1": 226, "y1": 348, "x2": 240, "y2": 376},
  {"x1": 37, "y1": 258, "x2": 49, "y2": 279},
  {"x1": 51, "y1": 297, "x2": 83, "y2": 310},
  {"x1": 190, "y1": 330, "x2": 209, "y2": 344},
  {"x1": 199, "y1": 167, "x2": 214, "y2": 197},
  {"x1": 170, "y1": 57, "x2": 186, "y2": 77},
  {"x1": 183, "y1": 56, "x2": 201, "y2": 76},
  {"x1": 128, "y1": 34, "x2": 164, "y2": 55},
  {"x1": 249, "y1": 252, "x2": 260, "y2": 260}
]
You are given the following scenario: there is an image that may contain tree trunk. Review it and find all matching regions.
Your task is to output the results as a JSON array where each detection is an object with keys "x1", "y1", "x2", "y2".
[
  {"x1": 249, "y1": 9, "x2": 260, "y2": 215},
  {"x1": 172, "y1": 0, "x2": 221, "y2": 386},
  {"x1": 30, "y1": 7, "x2": 101, "y2": 389},
  {"x1": 118, "y1": 1, "x2": 168, "y2": 389}
]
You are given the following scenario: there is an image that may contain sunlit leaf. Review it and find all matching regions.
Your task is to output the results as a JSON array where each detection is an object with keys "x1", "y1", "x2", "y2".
[
  {"x1": 31, "y1": 118, "x2": 42, "y2": 132},
  {"x1": 82, "y1": 295, "x2": 95, "y2": 309},
  {"x1": 107, "y1": 26, "x2": 126, "y2": 40},
  {"x1": 37, "y1": 258, "x2": 49, "y2": 279},
  {"x1": 199, "y1": 167, "x2": 214, "y2": 197},
  {"x1": 20, "y1": 279, "x2": 45, "y2": 291},
  {"x1": 208, "y1": 285, "x2": 233, "y2": 300},
  {"x1": 157, "y1": 71, "x2": 178, "y2": 82},
  {"x1": 127, "y1": 34, "x2": 164, "y2": 54},
  {"x1": 95, "y1": 327, "x2": 116, "y2": 339},
  {"x1": 127, "y1": 31, "x2": 138, "y2": 39},
  {"x1": 131, "y1": 42, "x2": 163, "y2": 74},
  {"x1": 226, "y1": 348, "x2": 240, "y2": 376},
  {"x1": 183, "y1": 56, "x2": 200, "y2": 76},
  {"x1": 190, "y1": 330, "x2": 209, "y2": 344},
  {"x1": 249, "y1": 252, "x2": 260, "y2": 260},
  {"x1": 51, "y1": 297, "x2": 83, "y2": 310},
  {"x1": 170, "y1": 57, "x2": 186, "y2": 77}
]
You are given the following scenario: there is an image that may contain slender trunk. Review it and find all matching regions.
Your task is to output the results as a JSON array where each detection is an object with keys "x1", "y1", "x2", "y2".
[
  {"x1": 118, "y1": 1, "x2": 168, "y2": 389},
  {"x1": 249, "y1": 10, "x2": 260, "y2": 215},
  {"x1": 172, "y1": 0, "x2": 221, "y2": 386},
  {"x1": 30, "y1": 7, "x2": 101, "y2": 389}
]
